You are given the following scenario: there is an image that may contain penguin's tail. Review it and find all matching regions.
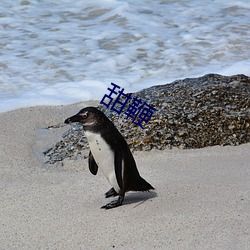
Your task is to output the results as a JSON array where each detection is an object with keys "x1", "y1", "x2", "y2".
[{"x1": 132, "y1": 176, "x2": 154, "y2": 192}]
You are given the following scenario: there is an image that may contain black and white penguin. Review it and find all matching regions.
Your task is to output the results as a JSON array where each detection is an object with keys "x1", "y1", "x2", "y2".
[{"x1": 65, "y1": 107, "x2": 154, "y2": 209}]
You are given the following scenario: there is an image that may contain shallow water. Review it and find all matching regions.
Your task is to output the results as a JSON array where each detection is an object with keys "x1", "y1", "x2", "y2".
[{"x1": 0, "y1": 0, "x2": 249, "y2": 112}]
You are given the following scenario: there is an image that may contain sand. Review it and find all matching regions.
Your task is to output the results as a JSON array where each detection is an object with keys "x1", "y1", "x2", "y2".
[{"x1": 0, "y1": 102, "x2": 249, "y2": 249}]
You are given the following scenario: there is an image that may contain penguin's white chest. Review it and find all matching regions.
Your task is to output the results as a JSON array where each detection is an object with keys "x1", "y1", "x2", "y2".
[{"x1": 85, "y1": 131, "x2": 120, "y2": 192}]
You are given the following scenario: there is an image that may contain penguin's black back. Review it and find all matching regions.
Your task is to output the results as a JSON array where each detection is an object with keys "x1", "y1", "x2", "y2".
[{"x1": 99, "y1": 116, "x2": 154, "y2": 192}]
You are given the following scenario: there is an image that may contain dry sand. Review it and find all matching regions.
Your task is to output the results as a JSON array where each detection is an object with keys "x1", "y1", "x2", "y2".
[{"x1": 0, "y1": 102, "x2": 249, "y2": 249}]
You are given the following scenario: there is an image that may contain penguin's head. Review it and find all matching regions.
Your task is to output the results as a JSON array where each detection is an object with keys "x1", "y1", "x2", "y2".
[{"x1": 65, "y1": 107, "x2": 108, "y2": 129}]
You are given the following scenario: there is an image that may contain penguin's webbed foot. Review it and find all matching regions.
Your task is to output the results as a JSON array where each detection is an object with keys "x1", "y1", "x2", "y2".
[
  {"x1": 105, "y1": 187, "x2": 118, "y2": 198},
  {"x1": 101, "y1": 196, "x2": 124, "y2": 209}
]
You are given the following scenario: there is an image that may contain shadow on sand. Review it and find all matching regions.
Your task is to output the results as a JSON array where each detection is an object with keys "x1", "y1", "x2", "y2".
[{"x1": 122, "y1": 190, "x2": 157, "y2": 208}]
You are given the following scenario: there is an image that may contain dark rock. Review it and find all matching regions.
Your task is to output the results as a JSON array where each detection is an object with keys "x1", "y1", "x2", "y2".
[{"x1": 43, "y1": 74, "x2": 250, "y2": 164}]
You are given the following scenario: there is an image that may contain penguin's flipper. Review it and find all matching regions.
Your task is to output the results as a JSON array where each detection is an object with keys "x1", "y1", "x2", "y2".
[
  {"x1": 88, "y1": 151, "x2": 98, "y2": 175},
  {"x1": 105, "y1": 187, "x2": 118, "y2": 198},
  {"x1": 114, "y1": 146, "x2": 124, "y2": 190}
]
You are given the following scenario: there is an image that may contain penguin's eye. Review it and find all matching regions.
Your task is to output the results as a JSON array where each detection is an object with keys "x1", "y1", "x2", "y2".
[{"x1": 79, "y1": 112, "x2": 88, "y2": 119}]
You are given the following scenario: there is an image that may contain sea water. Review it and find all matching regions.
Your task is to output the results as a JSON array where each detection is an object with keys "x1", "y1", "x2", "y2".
[{"x1": 0, "y1": 0, "x2": 249, "y2": 112}]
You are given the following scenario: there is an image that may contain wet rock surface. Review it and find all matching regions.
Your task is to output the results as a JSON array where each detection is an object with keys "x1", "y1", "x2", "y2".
[{"x1": 44, "y1": 74, "x2": 250, "y2": 164}]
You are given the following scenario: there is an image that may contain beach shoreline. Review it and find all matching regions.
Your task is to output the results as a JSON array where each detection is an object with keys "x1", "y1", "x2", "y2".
[{"x1": 0, "y1": 103, "x2": 249, "y2": 249}]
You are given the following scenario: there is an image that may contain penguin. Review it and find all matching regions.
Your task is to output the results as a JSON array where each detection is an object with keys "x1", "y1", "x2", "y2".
[{"x1": 64, "y1": 107, "x2": 154, "y2": 209}]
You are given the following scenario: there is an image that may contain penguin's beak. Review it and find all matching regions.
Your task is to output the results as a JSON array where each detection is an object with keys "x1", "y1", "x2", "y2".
[{"x1": 64, "y1": 114, "x2": 81, "y2": 124}]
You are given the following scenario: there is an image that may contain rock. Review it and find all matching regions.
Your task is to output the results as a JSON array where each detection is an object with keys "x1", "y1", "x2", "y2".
[{"x1": 43, "y1": 74, "x2": 250, "y2": 164}]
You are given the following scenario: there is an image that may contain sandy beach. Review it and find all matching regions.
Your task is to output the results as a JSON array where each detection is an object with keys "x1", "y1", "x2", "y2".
[{"x1": 0, "y1": 102, "x2": 249, "y2": 249}]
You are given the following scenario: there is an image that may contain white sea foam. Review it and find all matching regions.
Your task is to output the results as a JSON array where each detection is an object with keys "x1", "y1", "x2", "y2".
[{"x1": 0, "y1": 0, "x2": 249, "y2": 112}]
